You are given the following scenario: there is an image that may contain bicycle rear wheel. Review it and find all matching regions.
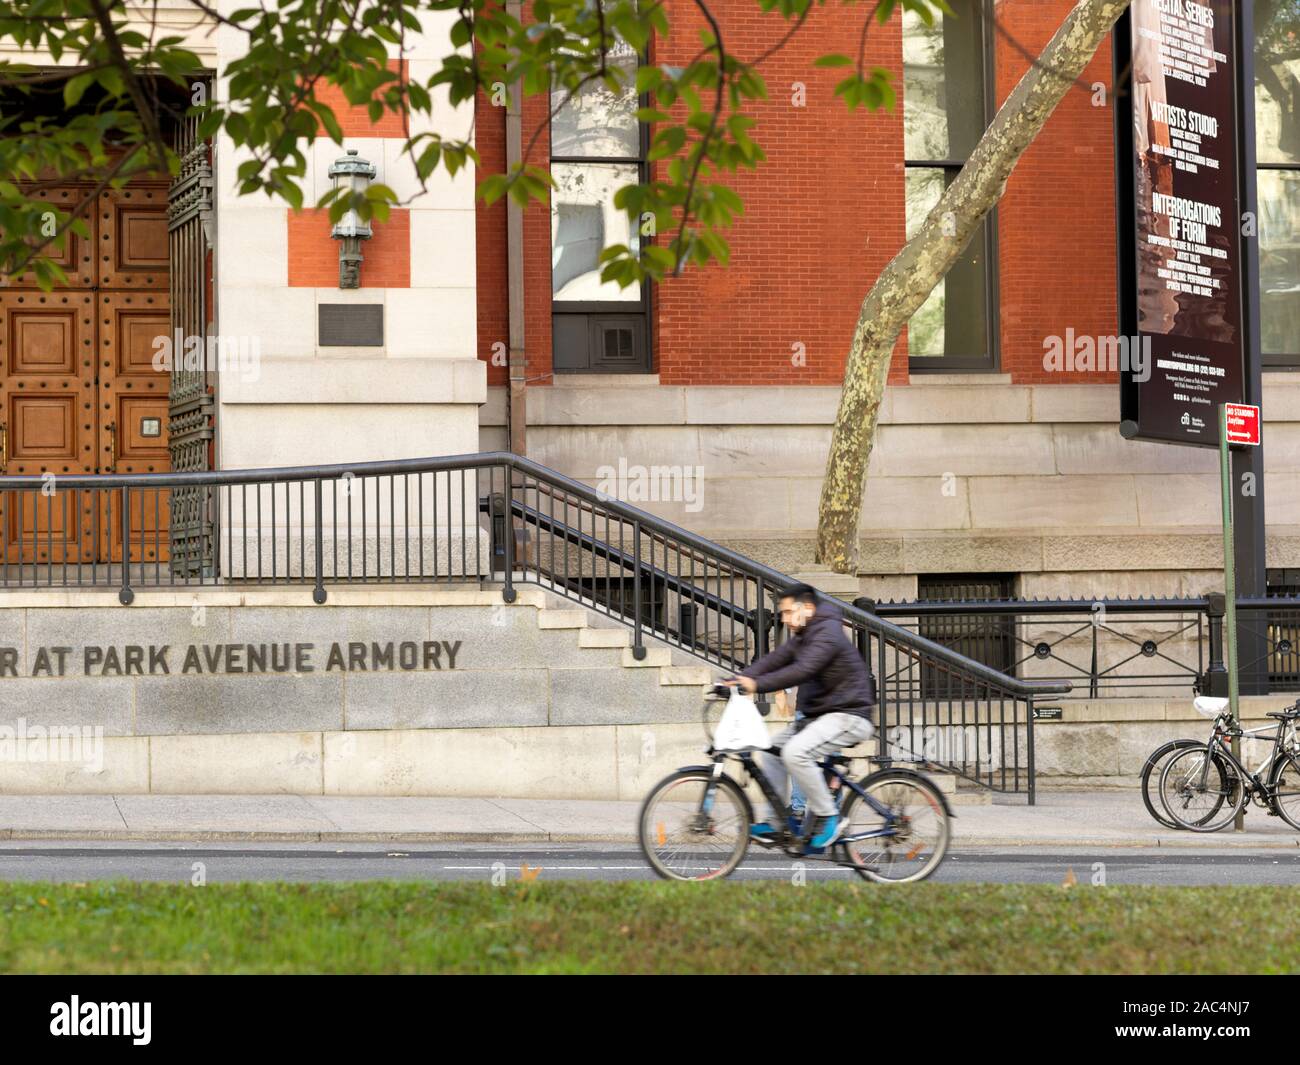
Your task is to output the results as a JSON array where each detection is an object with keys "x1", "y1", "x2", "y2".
[
  {"x1": 1268, "y1": 752, "x2": 1300, "y2": 831},
  {"x1": 1158, "y1": 745, "x2": 1242, "y2": 833},
  {"x1": 839, "y1": 770, "x2": 950, "y2": 884},
  {"x1": 1141, "y1": 739, "x2": 1203, "y2": 828},
  {"x1": 638, "y1": 769, "x2": 751, "y2": 881}
]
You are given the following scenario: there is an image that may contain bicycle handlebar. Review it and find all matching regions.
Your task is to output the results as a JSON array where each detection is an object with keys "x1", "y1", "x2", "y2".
[{"x1": 709, "y1": 682, "x2": 771, "y2": 717}]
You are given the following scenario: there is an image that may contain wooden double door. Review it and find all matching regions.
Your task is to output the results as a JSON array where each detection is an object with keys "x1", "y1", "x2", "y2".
[{"x1": 0, "y1": 183, "x2": 173, "y2": 563}]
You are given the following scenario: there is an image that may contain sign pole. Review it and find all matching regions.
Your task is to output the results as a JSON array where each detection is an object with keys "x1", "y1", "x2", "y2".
[{"x1": 1219, "y1": 404, "x2": 1242, "y2": 831}]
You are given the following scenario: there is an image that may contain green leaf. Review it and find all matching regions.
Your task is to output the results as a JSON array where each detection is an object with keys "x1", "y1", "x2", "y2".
[{"x1": 62, "y1": 73, "x2": 95, "y2": 109}]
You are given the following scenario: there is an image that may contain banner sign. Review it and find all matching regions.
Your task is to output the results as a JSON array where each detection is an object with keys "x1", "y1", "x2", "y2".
[{"x1": 1117, "y1": 0, "x2": 1245, "y2": 447}]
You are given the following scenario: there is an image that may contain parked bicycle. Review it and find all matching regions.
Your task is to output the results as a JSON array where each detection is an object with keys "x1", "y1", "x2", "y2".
[
  {"x1": 1141, "y1": 735, "x2": 1212, "y2": 829},
  {"x1": 637, "y1": 684, "x2": 952, "y2": 882},
  {"x1": 1156, "y1": 696, "x2": 1300, "y2": 833}
]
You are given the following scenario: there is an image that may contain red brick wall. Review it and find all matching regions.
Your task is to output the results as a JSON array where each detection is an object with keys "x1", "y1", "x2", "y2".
[
  {"x1": 287, "y1": 208, "x2": 410, "y2": 288},
  {"x1": 652, "y1": 0, "x2": 908, "y2": 386},
  {"x1": 996, "y1": 0, "x2": 1119, "y2": 384},
  {"x1": 475, "y1": 84, "x2": 509, "y2": 386},
  {"x1": 473, "y1": 78, "x2": 553, "y2": 387},
  {"x1": 311, "y1": 59, "x2": 409, "y2": 139},
  {"x1": 522, "y1": 85, "x2": 554, "y2": 385},
  {"x1": 473, "y1": 0, "x2": 1121, "y2": 389}
]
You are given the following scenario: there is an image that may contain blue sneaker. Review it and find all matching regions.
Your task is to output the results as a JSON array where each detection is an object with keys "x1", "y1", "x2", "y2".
[
  {"x1": 806, "y1": 814, "x2": 841, "y2": 850},
  {"x1": 750, "y1": 822, "x2": 780, "y2": 843}
]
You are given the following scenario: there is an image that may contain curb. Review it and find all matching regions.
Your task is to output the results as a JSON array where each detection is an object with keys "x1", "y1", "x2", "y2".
[
  {"x1": 0, "y1": 829, "x2": 635, "y2": 844},
  {"x1": 954, "y1": 836, "x2": 1300, "y2": 849},
  {"x1": 0, "y1": 828, "x2": 1298, "y2": 847}
]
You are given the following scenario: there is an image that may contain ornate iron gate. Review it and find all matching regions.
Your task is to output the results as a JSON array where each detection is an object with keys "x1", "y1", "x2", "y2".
[{"x1": 167, "y1": 106, "x2": 216, "y2": 575}]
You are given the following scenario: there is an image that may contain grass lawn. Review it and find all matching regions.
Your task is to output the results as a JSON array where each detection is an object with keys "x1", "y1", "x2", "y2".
[{"x1": 0, "y1": 880, "x2": 1293, "y2": 974}]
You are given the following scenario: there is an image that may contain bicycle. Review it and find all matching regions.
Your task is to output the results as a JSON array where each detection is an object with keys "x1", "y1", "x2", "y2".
[
  {"x1": 1157, "y1": 696, "x2": 1300, "y2": 833},
  {"x1": 637, "y1": 684, "x2": 953, "y2": 883},
  {"x1": 1141, "y1": 736, "x2": 1209, "y2": 828}
]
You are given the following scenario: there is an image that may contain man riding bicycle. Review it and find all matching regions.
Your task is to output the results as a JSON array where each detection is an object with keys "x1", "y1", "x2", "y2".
[{"x1": 726, "y1": 583, "x2": 876, "y2": 852}]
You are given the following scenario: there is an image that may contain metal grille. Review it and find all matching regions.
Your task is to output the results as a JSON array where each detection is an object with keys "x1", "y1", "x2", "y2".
[
  {"x1": 167, "y1": 104, "x2": 216, "y2": 576},
  {"x1": 917, "y1": 574, "x2": 1015, "y2": 699},
  {"x1": 1266, "y1": 569, "x2": 1300, "y2": 691}
]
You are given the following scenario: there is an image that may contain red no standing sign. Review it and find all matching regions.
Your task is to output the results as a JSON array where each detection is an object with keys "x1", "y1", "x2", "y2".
[{"x1": 1224, "y1": 404, "x2": 1260, "y2": 446}]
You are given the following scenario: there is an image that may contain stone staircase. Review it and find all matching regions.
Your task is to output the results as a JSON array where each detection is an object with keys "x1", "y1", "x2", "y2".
[
  {"x1": 533, "y1": 597, "x2": 714, "y2": 693},
  {"x1": 527, "y1": 589, "x2": 992, "y2": 803}
]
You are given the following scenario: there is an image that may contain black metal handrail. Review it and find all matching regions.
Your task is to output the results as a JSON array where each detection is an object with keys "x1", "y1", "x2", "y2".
[{"x1": 0, "y1": 451, "x2": 1071, "y2": 799}]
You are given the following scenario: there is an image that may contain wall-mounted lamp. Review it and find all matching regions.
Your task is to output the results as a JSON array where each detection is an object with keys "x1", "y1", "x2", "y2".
[{"x1": 329, "y1": 148, "x2": 376, "y2": 289}]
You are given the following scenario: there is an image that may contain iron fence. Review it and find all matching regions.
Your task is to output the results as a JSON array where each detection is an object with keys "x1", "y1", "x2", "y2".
[
  {"x1": 864, "y1": 594, "x2": 1300, "y2": 699},
  {"x1": 0, "y1": 453, "x2": 1072, "y2": 800}
]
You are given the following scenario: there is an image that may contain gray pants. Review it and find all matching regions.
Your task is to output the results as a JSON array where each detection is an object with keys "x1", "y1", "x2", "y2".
[{"x1": 758, "y1": 712, "x2": 875, "y2": 819}]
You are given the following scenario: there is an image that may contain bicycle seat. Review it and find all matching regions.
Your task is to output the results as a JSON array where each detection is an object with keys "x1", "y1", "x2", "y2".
[
  {"x1": 1267, "y1": 708, "x2": 1300, "y2": 720},
  {"x1": 1194, "y1": 696, "x2": 1230, "y2": 717}
]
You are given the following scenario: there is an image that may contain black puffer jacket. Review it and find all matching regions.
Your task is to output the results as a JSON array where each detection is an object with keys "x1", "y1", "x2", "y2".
[{"x1": 740, "y1": 600, "x2": 876, "y2": 721}]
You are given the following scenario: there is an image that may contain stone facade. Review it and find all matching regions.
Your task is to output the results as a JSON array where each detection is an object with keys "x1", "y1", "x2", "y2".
[
  {"x1": 0, "y1": 587, "x2": 1271, "y2": 798},
  {"x1": 482, "y1": 375, "x2": 1300, "y2": 600}
]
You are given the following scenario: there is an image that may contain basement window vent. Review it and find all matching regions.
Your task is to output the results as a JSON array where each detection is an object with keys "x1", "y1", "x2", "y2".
[{"x1": 916, "y1": 573, "x2": 1016, "y2": 699}]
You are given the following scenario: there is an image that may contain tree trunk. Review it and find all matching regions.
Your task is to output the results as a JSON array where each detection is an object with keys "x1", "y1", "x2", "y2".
[{"x1": 815, "y1": 0, "x2": 1132, "y2": 574}]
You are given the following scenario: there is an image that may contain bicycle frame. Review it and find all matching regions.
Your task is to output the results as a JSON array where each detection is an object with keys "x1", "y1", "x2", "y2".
[
  {"x1": 700, "y1": 748, "x2": 902, "y2": 847},
  {"x1": 1189, "y1": 714, "x2": 1298, "y2": 800},
  {"x1": 1238, "y1": 718, "x2": 1299, "y2": 776}
]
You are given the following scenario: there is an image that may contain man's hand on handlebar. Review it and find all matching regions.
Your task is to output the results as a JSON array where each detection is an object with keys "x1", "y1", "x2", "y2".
[{"x1": 723, "y1": 675, "x2": 757, "y2": 695}]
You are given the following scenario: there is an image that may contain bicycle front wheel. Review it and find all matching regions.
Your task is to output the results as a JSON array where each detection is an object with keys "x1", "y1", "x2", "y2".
[
  {"x1": 839, "y1": 770, "x2": 950, "y2": 884},
  {"x1": 638, "y1": 768, "x2": 751, "y2": 881},
  {"x1": 1141, "y1": 739, "x2": 1203, "y2": 829},
  {"x1": 1268, "y1": 752, "x2": 1300, "y2": 831},
  {"x1": 1158, "y1": 745, "x2": 1242, "y2": 833}
]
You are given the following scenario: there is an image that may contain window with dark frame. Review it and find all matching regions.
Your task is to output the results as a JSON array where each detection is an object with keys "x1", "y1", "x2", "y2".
[
  {"x1": 550, "y1": 35, "x2": 651, "y2": 374},
  {"x1": 903, "y1": 7, "x2": 997, "y2": 372},
  {"x1": 1256, "y1": 2, "x2": 1300, "y2": 370}
]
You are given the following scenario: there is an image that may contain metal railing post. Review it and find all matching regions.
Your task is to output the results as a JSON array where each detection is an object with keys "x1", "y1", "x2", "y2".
[
  {"x1": 118, "y1": 487, "x2": 133, "y2": 605},
  {"x1": 1089, "y1": 616, "x2": 1099, "y2": 698},
  {"x1": 1204, "y1": 592, "x2": 1228, "y2": 696},
  {"x1": 1026, "y1": 696, "x2": 1036, "y2": 806},
  {"x1": 501, "y1": 467, "x2": 516, "y2": 604},
  {"x1": 631, "y1": 521, "x2": 645, "y2": 660},
  {"x1": 855, "y1": 597, "x2": 888, "y2": 766},
  {"x1": 853, "y1": 597, "x2": 875, "y2": 662},
  {"x1": 312, "y1": 479, "x2": 326, "y2": 604}
]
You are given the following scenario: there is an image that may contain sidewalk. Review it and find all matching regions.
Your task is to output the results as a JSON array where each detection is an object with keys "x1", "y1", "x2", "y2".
[{"x1": 0, "y1": 791, "x2": 1298, "y2": 847}]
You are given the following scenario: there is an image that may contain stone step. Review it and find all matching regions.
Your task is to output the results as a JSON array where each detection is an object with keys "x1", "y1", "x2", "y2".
[
  {"x1": 537, "y1": 609, "x2": 587, "y2": 630},
  {"x1": 660, "y1": 665, "x2": 711, "y2": 686},
  {"x1": 578, "y1": 628, "x2": 631, "y2": 648},
  {"x1": 926, "y1": 771, "x2": 958, "y2": 794},
  {"x1": 622, "y1": 647, "x2": 671, "y2": 667},
  {"x1": 948, "y1": 790, "x2": 992, "y2": 806}
]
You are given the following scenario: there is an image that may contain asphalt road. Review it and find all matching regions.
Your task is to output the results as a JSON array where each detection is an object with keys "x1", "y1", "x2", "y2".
[{"x1": 1, "y1": 842, "x2": 1299, "y2": 884}]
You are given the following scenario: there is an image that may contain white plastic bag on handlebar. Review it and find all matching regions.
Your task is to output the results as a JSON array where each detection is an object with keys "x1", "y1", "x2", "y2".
[{"x1": 713, "y1": 688, "x2": 772, "y2": 752}]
